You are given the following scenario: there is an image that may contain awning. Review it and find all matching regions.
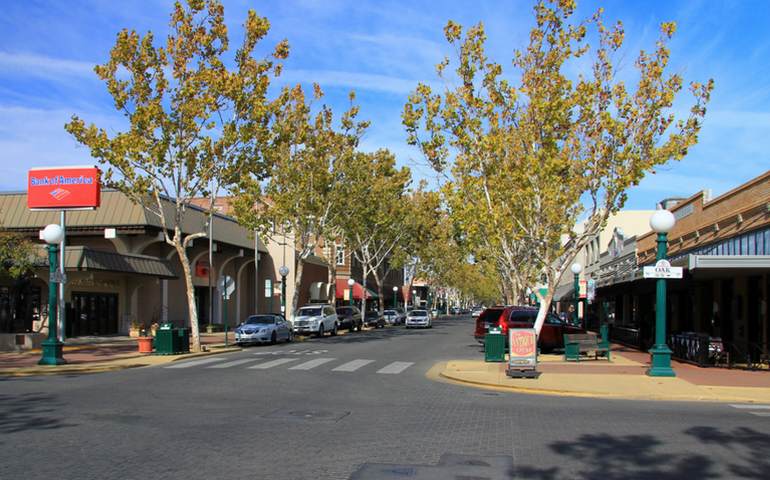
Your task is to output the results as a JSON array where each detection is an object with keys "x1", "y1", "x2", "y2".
[
  {"x1": 39, "y1": 246, "x2": 178, "y2": 279},
  {"x1": 335, "y1": 278, "x2": 375, "y2": 300},
  {"x1": 686, "y1": 255, "x2": 770, "y2": 271}
]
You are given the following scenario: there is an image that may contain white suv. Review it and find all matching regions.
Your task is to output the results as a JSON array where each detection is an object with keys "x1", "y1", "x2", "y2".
[{"x1": 292, "y1": 304, "x2": 338, "y2": 337}]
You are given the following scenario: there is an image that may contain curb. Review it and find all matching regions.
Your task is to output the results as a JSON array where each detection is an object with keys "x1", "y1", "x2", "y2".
[{"x1": 430, "y1": 362, "x2": 770, "y2": 404}]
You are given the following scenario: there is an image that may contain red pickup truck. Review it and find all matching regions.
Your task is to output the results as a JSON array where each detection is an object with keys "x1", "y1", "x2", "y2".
[{"x1": 474, "y1": 306, "x2": 584, "y2": 352}]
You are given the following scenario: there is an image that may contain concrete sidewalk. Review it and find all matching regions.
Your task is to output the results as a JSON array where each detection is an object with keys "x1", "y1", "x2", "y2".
[
  {"x1": 0, "y1": 332, "x2": 241, "y2": 377},
  {"x1": 435, "y1": 345, "x2": 770, "y2": 403}
]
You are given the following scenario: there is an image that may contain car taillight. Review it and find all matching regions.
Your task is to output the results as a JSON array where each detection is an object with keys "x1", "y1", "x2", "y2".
[{"x1": 498, "y1": 316, "x2": 507, "y2": 335}]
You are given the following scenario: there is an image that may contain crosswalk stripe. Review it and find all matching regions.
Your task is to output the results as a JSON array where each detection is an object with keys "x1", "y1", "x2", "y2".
[
  {"x1": 289, "y1": 358, "x2": 336, "y2": 370},
  {"x1": 332, "y1": 359, "x2": 374, "y2": 372},
  {"x1": 729, "y1": 404, "x2": 770, "y2": 410},
  {"x1": 207, "y1": 359, "x2": 258, "y2": 369},
  {"x1": 377, "y1": 361, "x2": 414, "y2": 374},
  {"x1": 248, "y1": 358, "x2": 298, "y2": 369},
  {"x1": 164, "y1": 357, "x2": 228, "y2": 369},
  {"x1": 749, "y1": 412, "x2": 770, "y2": 417}
]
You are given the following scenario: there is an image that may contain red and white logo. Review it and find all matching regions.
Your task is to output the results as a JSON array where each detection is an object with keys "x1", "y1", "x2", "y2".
[{"x1": 49, "y1": 188, "x2": 71, "y2": 201}]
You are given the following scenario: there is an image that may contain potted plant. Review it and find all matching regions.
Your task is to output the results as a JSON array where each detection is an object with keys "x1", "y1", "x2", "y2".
[
  {"x1": 137, "y1": 327, "x2": 154, "y2": 354},
  {"x1": 129, "y1": 319, "x2": 142, "y2": 338}
]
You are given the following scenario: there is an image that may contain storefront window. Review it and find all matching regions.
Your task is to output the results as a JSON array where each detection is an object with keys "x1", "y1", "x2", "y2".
[{"x1": 741, "y1": 235, "x2": 748, "y2": 255}]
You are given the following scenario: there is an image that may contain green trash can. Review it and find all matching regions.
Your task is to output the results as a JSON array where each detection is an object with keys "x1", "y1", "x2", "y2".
[
  {"x1": 177, "y1": 327, "x2": 190, "y2": 353},
  {"x1": 154, "y1": 323, "x2": 176, "y2": 355},
  {"x1": 485, "y1": 329, "x2": 506, "y2": 362}
]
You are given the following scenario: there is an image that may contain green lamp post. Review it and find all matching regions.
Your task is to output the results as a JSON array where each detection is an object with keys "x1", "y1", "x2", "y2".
[
  {"x1": 348, "y1": 277, "x2": 355, "y2": 308},
  {"x1": 392, "y1": 285, "x2": 398, "y2": 309},
  {"x1": 39, "y1": 224, "x2": 66, "y2": 366},
  {"x1": 647, "y1": 209, "x2": 677, "y2": 377},
  {"x1": 571, "y1": 262, "x2": 582, "y2": 327},
  {"x1": 279, "y1": 265, "x2": 289, "y2": 316}
]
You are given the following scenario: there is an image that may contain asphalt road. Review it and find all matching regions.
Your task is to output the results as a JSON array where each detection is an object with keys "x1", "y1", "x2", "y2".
[{"x1": 2, "y1": 315, "x2": 769, "y2": 480}]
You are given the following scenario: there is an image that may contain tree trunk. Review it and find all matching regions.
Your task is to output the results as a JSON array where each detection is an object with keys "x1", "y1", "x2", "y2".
[
  {"x1": 533, "y1": 286, "x2": 556, "y2": 336},
  {"x1": 292, "y1": 258, "x2": 304, "y2": 319},
  {"x1": 175, "y1": 243, "x2": 201, "y2": 352},
  {"x1": 360, "y1": 267, "x2": 368, "y2": 316},
  {"x1": 374, "y1": 271, "x2": 384, "y2": 314},
  {"x1": 327, "y1": 263, "x2": 337, "y2": 306}
]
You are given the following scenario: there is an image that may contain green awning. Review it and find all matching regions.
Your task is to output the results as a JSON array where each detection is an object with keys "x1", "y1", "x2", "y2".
[{"x1": 38, "y1": 246, "x2": 178, "y2": 279}]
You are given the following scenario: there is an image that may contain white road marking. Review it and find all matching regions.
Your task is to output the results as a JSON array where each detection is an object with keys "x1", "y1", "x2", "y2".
[
  {"x1": 247, "y1": 358, "x2": 298, "y2": 369},
  {"x1": 377, "y1": 361, "x2": 414, "y2": 374},
  {"x1": 206, "y1": 359, "x2": 258, "y2": 369},
  {"x1": 289, "y1": 358, "x2": 336, "y2": 370},
  {"x1": 332, "y1": 359, "x2": 374, "y2": 372},
  {"x1": 164, "y1": 357, "x2": 228, "y2": 369},
  {"x1": 729, "y1": 404, "x2": 770, "y2": 410},
  {"x1": 749, "y1": 412, "x2": 770, "y2": 417}
]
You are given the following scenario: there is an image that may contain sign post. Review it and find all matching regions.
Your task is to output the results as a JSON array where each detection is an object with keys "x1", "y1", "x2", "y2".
[
  {"x1": 506, "y1": 328, "x2": 541, "y2": 379},
  {"x1": 28, "y1": 166, "x2": 100, "y2": 351},
  {"x1": 219, "y1": 275, "x2": 235, "y2": 347}
]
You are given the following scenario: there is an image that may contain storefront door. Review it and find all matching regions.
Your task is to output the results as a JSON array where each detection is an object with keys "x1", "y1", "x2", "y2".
[{"x1": 70, "y1": 292, "x2": 119, "y2": 336}]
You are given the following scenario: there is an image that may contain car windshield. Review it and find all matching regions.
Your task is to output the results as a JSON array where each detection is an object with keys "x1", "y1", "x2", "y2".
[
  {"x1": 297, "y1": 307, "x2": 322, "y2": 317},
  {"x1": 384, "y1": 310, "x2": 396, "y2": 315},
  {"x1": 365, "y1": 311, "x2": 378, "y2": 317},
  {"x1": 509, "y1": 311, "x2": 536, "y2": 324},
  {"x1": 245, "y1": 315, "x2": 275, "y2": 325},
  {"x1": 336, "y1": 307, "x2": 352, "y2": 314},
  {"x1": 410, "y1": 310, "x2": 427, "y2": 316}
]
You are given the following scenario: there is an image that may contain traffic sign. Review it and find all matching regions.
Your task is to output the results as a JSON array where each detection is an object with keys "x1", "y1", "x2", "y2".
[
  {"x1": 49, "y1": 271, "x2": 67, "y2": 284},
  {"x1": 643, "y1": 259, "x2": 683, "y2": 279},
  {"x1": 218, "y1": 275, "x2": 235, "y2": 299}
]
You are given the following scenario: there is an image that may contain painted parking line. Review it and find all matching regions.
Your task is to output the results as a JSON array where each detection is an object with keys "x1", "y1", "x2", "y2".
[
  {"x1": 164, "y1": 357, "x2": 228, "y2": 369},
  {"x1": 729, "y1": 404, "x2": 770, "y2": 409},
  {"x1": 332, "y1": 359, "x2": 374, "y2": 372},
  {"x1": 247, "y1": 358, "x2": 299, "y2": 369},
  {"x1": 749, "y1": 412, "x2": 770, "y2": 417},
  {"x1": 289, "y1": 358, "x2": 337, "y2": 370},
  {"x1": 376, "y1": 362, "x2": 414, "y2": 374},
  {"x1": 206, "y1": 359, "x2": 258, "y2": 369}
]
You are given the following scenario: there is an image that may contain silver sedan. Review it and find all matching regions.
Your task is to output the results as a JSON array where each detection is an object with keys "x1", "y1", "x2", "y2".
[{"x1": 235, "y1": 314, "x2": 293, "y2": 345}]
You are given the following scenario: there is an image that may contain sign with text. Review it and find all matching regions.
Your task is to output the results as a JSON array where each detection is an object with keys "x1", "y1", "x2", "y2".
[
  {"x1": 643, "y1": 259, "x2": 683, "y2": 279},
  {"x1": 28, "y1": 166, "x2": 100, "y2": 210},
  {"x1": 508, "y1": 328, "x2": 538, "y2": 369}
]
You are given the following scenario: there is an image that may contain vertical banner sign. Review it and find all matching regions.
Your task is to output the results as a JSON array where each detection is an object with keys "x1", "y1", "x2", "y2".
[
  {"x1": 28, "y1": 166, "x2": 101, "y2": 210},
  {"x1": 506, "y1": 328, "x2": 540, "y2": 378},
  {"x1": 579, "y1": 279, "x2": 587, "y2": 299}
]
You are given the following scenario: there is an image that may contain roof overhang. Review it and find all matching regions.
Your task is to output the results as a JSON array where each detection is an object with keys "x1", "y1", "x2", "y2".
[
  {"x1": 38, "y1": 246, "x2": 178, "y2": 279},
  {"x1": 687, "y1": 255, "x2": 770, "y2": 271}
]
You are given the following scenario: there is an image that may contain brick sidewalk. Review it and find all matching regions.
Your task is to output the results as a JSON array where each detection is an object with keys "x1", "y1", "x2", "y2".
[{"x1": 0, "y1": 332, "x2": 235, "y2": 369}]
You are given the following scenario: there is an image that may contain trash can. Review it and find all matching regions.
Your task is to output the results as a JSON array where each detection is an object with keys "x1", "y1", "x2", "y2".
[
  {"x1": 485, "y1": 329, "x2": 506, "y2": 362},
  {"x1": 154, "y1": 323, "x2": 176, "y2": 355},
  {"x1": 177, "y1": 327, "x2": 190, "y2": 353}
]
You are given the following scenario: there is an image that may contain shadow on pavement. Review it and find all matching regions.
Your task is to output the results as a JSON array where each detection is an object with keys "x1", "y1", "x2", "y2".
[
  {"x1": 515, "y1": 426, "x2": 770, "y2": 479},
  {"x1": 308, "y1": 321, "x2": 453, "y2": 345},
  {"x1": 0, "y1": 392, "x2": 78, "y2": 435}
]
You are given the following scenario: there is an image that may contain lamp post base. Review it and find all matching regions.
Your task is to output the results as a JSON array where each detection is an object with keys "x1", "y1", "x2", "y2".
[
  {"x1": 646, "y1": 344, "x2": 675, "y2": 377},
  {"x1": 38, "y1": 339, "x2": 66, "y2": 366}
]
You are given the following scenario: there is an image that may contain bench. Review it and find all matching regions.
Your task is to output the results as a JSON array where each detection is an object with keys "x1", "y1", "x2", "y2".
[{"x1": 563, "y1": 333, "x2": 610, "y2": 362}]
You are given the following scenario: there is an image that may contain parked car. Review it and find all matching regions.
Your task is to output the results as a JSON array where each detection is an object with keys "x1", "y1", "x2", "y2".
[
  {"x1": 449, "y1": 307, "x2": 461, "y2": 315},
  {"x1": 431, "y1": 309, "x2": 439, "y2": 318},
  {"x1": 335, "y1": 306, "x2": 363, "y2": 332},
  {"x1": 471, "y1": 307, "x2": 484, "y2": 318},
  {"x1": 293, "y1": 304, "x2": 338, "y2": 337},
  {"x1": 235, "y1": 314, "x2": 292, "y2": 345},
  {"x1": 474, "y1": 306, "x2": 584, "y2": 352},
  {"x1": 364, "y1": 310, "x2": 386, "y2": 328},
  {"x1": 383, "y1": 309, "x2": 401, "y2": 325},
  {"x1": 405, "y1": 309, "x2": 432, "y2": 328}
]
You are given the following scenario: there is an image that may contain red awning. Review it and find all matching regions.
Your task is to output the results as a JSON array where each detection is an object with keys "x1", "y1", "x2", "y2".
[{"x1": 335, "y1": 278, "x2": 373, "y2": 300}]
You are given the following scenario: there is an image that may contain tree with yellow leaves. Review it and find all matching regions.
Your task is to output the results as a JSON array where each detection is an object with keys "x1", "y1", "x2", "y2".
[{"x1": 404, "y1": 0, "x2": 712, "y2": 334}]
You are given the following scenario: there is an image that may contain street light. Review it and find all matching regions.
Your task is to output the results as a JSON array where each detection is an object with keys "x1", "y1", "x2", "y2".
[
  {"x1": 347, "y1": 277, "x2": 355, "y2": 308},
  {"x1": 571, "y1": 262, "x2": 582, "y2": 327},
  {"x1": 39, "y1": 224, "x2": 65, "y2": 365},
  {"x1": 279, "y1": 265, "x2": 289, "y2": 315},
  {"x1": 647, "y1": 209, "x2": 677, "y2": 377},
  {"x1": 392, "y1": 286, "x2": 398, "y2": 309}
]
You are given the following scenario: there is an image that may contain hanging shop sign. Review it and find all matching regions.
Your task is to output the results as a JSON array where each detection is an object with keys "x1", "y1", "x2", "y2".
[{"x1": 28, "y1": 166, "x2": 101, "y2": 210}]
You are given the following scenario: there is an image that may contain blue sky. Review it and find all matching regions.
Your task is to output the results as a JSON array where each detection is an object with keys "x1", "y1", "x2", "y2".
[{"x1": 1, "y1": 0, "x2": 769, "y2": 209}]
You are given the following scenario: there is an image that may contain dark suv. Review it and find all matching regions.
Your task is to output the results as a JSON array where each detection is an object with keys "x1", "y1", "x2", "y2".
[
  {"x1": 474, "y1": 306, "x2": 584, "y2": 352},
  {"x1": 335, "y1": 306, "x2": 363, "y2": 332}
]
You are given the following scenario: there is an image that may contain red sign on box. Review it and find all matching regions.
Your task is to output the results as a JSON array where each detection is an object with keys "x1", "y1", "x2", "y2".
[{"x1": 27, "y1": 166, "x2": 101, "y2": 210}]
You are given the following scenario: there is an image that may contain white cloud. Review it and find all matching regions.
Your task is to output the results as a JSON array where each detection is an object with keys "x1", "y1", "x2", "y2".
[
  {"x1": 0, "y1": 51, "x2": 96, "y2": 79},
  {"x1": 280, "y1": 68, "x2": 430, "y2": 95}
]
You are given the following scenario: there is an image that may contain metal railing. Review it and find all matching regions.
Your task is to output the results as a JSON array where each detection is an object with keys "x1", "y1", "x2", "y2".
[{"x1": 609, "y1": 325, "x2": 641, "y2": 349}]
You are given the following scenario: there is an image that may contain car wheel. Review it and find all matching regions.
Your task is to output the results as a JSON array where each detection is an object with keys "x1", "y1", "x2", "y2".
[
  {"x1": 331, "y1": 322, "x2": 338, "y2": 336},
  {"x1": 270, "y1": 331, "x2": 277, "y2": 345},
  {"x1": 286, "y1": 331, "x2": 293, "y2": 343},
  {"x1": 317, "y1": 325, "x2": 324, "y2": 338}
]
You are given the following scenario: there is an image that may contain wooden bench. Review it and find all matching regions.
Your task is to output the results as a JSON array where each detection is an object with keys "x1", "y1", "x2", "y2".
[{"x1": 563, "y1": 333, "x2": 610, "y2": 362}]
